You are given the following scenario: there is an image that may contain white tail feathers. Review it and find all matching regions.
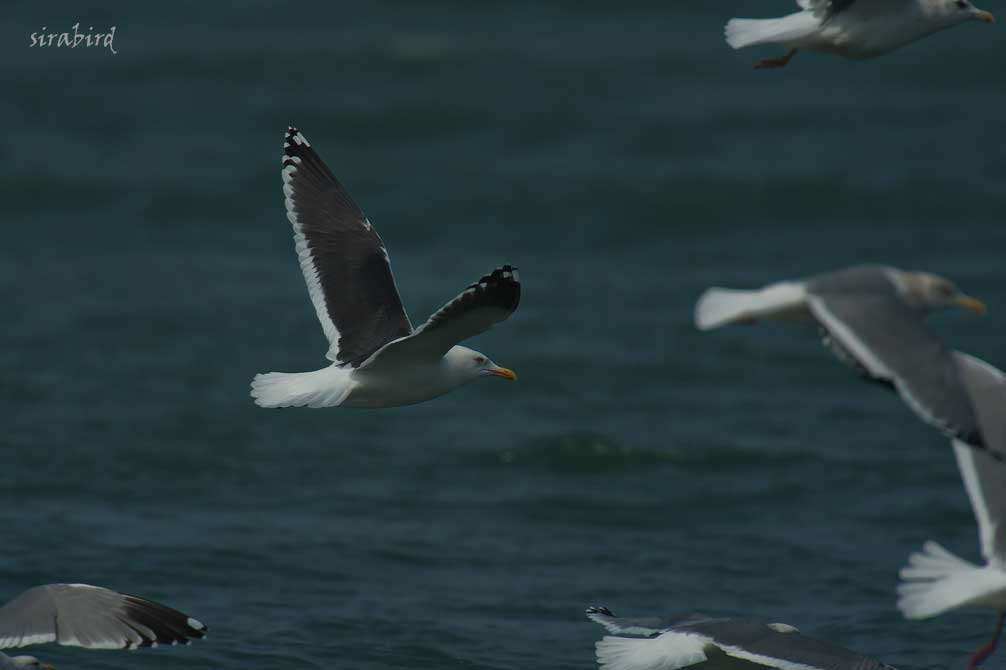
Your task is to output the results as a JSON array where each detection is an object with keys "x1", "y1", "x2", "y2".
[
  {"x1": 725, "y1": 12, "x2": 819, "y2": 50},
  {"x1": 897, "y1": 541, "x2": 1005, "y2": 619},
  {"x1": 250, "y1": 367, "x2": 355, "y2": 408},
  {"x1": 694, "y1": 282, "x2": 807, "y2": 331},
  {"x1": 595, "y1": 634, "x2": 707, "y2": 670}
]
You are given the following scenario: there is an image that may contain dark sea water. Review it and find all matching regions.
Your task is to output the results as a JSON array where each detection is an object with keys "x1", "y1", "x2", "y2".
[{"x1": 3, "y1": 2, "x2": 1006, "y2": 669}]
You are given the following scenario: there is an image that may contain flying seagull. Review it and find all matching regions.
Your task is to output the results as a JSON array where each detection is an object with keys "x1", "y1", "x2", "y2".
[
  {"x1": 585, "y1": 606, "x2": 895, "y2": 670},
  {"x1": 251, "y1": 127, "x2": 520, "y2": 409},
  {"x1": 0, "y1": 583, "x2": 205, "y2": 669},
  {"x1": 725, "y1": 0, "x2": 995, "y2": 69},
  {"x1": 694, "y1": 265, "x2": 999, "y2": 457},
  {"x1": 898, "y1": 352, "x2": 1006, "y2": 670}
]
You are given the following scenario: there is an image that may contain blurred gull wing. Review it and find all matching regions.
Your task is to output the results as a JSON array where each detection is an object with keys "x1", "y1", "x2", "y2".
[
  {"x1": 586, "y1": 607, "x2": 720, "y2": 637},
  {"x1": 0, "y1": 584, "x2": 206, "y2": 650},
  {"x1": 675, "y1": 616, "x2": 894, "y2": 670},
  {"x1": 952, "y1": 352, "x2": 1006, "y2": 562},
  {"x1": 805, "y1": 276, "x2": 981, "y2": 447}
]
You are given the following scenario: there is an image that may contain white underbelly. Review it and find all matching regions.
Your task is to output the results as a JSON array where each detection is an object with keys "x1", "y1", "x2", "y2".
[{"x1": 340, "y1": 364, "x2": 463, "y2": 408}]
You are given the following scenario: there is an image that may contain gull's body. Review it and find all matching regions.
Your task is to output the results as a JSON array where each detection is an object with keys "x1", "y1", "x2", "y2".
[
  {"x1": 251, "y1": 128, "x2": 520, "y2": 409},
  {"x1": 898, "y1": 352, "x2": 1006, "y2": 670},
  {"x1": 585, "y1": 606, "x2": 895, "y2": 670},
  {"x1": 0, "y1": 583, "x2": 205, "y2": 669},
  {"x1": 695, "y1": 265, "x2": 997, "y2": 457},
  {"x1": 725, "y1": 0, "x2": 995, "y2": 68}
]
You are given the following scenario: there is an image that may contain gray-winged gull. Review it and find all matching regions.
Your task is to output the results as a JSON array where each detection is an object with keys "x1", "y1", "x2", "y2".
[
  {"x1": 585, "y1": 606, "x2": 895, "y2": 670},
  {"x1": 251, "y1": 127, "x2": 520, "y2": 409},
  {"x1": 726, "y1": 0, "x2": 995, "y2": 69},
  {"x1": 898, "y1": 352, "x2": 1006, "y2": 670},
  {"x1": 0, "y1": 583, "x2": 205, "y2": 668},
  {"x1": 694, "y1": 265, "x2": 999, "y2": 457}
]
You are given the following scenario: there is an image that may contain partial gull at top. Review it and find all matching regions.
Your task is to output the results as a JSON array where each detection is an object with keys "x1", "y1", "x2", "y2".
[
  {"x1": 725, "y1": 0, "x2": 995, "y2": 69},
  {"x1": 251, "y1": 127, "x2": 520, "y2": 409},
  {"x1": 585, "y1": 606, "x2": 895, "y2": 670},
  {"x1": 694, "y1": 265, "x2": 998, "y2": 458},
  {"x1": 897, "y1": 352, "x2": 1006, "y2": 670},
  {"x1": 0, "y1": 583, "x2": 205, "y2": 669}
]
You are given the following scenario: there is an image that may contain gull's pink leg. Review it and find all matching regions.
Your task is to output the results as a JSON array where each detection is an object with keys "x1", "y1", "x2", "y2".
[
  {"x1": 754, "y1": 48, "x2": 798, "y2": 69},
  {"x1": 967, "y1": 611, "x2": 1005, "y2": 670}
]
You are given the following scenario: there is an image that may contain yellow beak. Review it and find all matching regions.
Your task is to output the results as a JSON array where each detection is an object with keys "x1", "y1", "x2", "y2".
[
  {"x1": 488, "y1": 366, "x2": 517, "y2": 381},
  {"x1": 957, "y1": 295, "x2": 988, "y2": 315},
  {"x1": 975, "y1": 9, "x2": 996, "y2": 23},
  {"x1": 41, "y1": 665, "x2": 57, "y2": 670}
]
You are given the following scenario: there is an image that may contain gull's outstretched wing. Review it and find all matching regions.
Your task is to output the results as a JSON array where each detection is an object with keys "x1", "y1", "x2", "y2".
[
  {"x1": 952, "y1": 352, "x2": 1006, "y2": 563},
  {"x1": 805, "y1": 268, "x2": 981, "y2": 448},
  {"x1": 586, "y1": 606, "x2": 716, "y2": 637},
  {"x1": 590, "y1": 610, "x2": 894, "y2": 670},
  {"x1": 361, "y1": 265, "x2": 519, "y2": 368},
  {"x1": 0, "y1": 584, "x2": 206, "y2": 650},
  {"x1": 281, "y1": 127, "x2": 413, "y2": 367},
  {"x1": 678, "y1": 616, "x2": 894, "y2": 670}
]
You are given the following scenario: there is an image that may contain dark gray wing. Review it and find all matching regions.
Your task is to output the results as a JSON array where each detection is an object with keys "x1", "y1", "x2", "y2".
[
  {"x1": 806, "y1": 269, "x2": 981, "y2": 448},
  {"x1": 361, "y1": 266, "x2": 520, "y2": 367},
  {"x1": 586, "y1": 606, "x2": 717, "y2": 637},
  {"x1": 281, "y1": 127, "x2": 413, "y2": 367},
  {"x1": 0, "y1": 584, "x2": 206, "y2": 650},
  {"x1": 679, "y1": 617, "x2": 895, "y2": 670},
  {"x1": 798, "y1": 0, "x2": 858, "y2": 19}
]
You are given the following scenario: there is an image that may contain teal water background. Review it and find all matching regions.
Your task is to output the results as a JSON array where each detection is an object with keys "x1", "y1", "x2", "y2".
[{"x1": 3, "y1": 2, "x2": 1006, "y2": 668}]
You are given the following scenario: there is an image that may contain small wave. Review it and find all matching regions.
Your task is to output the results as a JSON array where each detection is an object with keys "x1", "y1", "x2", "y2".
[
  {"x1": 492, "y1": 432, "x2": 673, "y2": 473},
  {"x1": 488, "y1": 432, "x2": 813, "y2": 474}
]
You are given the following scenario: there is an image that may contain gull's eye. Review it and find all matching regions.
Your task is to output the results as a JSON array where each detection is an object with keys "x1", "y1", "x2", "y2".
[
  {"x1": 956, "y1": 0, "x2": 969, "y2": 8},
  {"x1": 474, "y1": 356, "x2": 486, "y2": 365}
]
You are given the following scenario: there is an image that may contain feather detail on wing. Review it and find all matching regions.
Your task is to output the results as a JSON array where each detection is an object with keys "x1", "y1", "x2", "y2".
[
  {"x1": 0, "y1": 584, "x2": 205, "y2": 650},
  {"x1": 360, "y1": 265, "x2": 520, "y2": 368},
  {"x1": 807, "y1": 295, "x2": 982, "y2": 447},
  {"x1": 281, "y1": 127, "x2": 413, "y2": 367}
]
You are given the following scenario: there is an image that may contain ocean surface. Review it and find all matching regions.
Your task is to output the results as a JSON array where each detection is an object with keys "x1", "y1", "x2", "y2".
[{"x1": 3, "y1": 2, "x2": 1006, "y2": 669}]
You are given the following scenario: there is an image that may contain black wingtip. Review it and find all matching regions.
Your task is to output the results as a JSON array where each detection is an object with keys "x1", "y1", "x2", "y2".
[
  {"x1": 475, "y1": 265, "x2": 520, "y2": 312},
  {"x1": 283, "y1": 127, "x2": 310, "y2": 153},
  {"x1": 121, "y1": 595, "x2": 208, "y2": 647},
  {"x1": 586, "y1": 606, "x2": 614, "y2": 616}
]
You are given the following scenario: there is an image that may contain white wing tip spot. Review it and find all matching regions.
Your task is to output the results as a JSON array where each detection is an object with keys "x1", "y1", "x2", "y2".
[
  {"x1": 188, "y1": 617, "x2": 206, "y2": 631},
  {"x1": 767, "y1": 623, "x2": 799, "y2": 634}
]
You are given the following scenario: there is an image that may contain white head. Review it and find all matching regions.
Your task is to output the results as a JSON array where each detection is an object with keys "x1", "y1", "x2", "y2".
[
  {"x1": 922, "y1": 0, "x2": 995, "y2": 26},
  {"x1": 444, "y1": 346, "x2": 517, "y2": 384},
  {"x1": 10, "y1": 657, "x2": 55, "y2": 670},
  {"x1": 902, "y1": 271, "x2": 987, "y2": 314}
]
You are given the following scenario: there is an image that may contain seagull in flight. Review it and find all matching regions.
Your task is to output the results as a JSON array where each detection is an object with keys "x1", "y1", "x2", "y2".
[
  {"x1": 725, "y1": 0, "x2": 995, "y2": 69},
  {"x1": 695, "y1": 265, "x2": 998, "y2": 459},
  {"x1": 251, "y1": 127, "x2": 520, "y2": 409}
]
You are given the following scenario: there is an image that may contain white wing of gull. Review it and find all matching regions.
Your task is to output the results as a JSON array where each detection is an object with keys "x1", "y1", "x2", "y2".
[
  {"x1": 0, "y1": 584, "x2": 205, "y2": 655},
  {"x1": 359, "y1": 265, "x2": 520, "y2": 373},
  {"x1": 586, "y1": 607, "x2": 895, "y2": 670},
  {"x1": 281, "y1": 126, "x2": 413, "y2": 367},
  {"x1": 954, "y1": 353, "x2": 1006, "y2": 566},
  {"x1": 898, "y1": 353, "x2": 1006, "y2": 668}
]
